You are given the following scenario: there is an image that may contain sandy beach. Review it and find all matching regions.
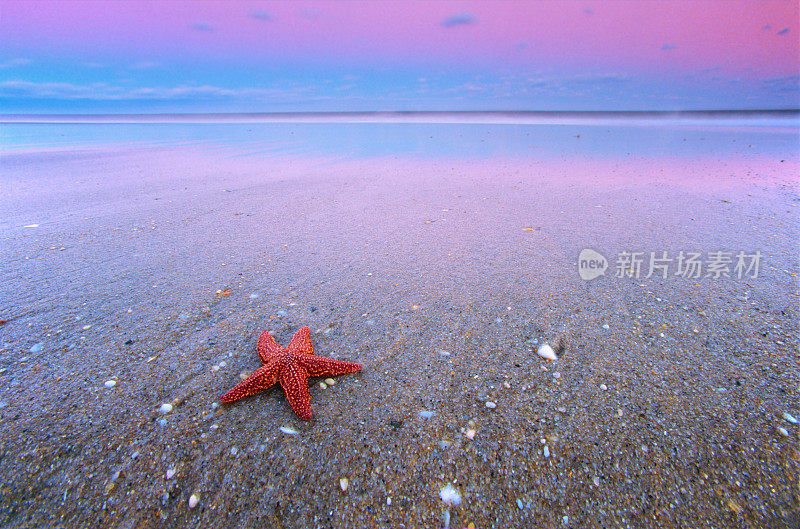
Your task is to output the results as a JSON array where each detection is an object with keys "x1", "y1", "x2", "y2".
[{"x1": 0, "y1": 122, "x2": 798, "y2": 528}]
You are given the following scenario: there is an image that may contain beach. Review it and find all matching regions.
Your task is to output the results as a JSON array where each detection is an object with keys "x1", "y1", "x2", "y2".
[{"x1": 0, "y1": 121, "x2": 798, "y2": 528}]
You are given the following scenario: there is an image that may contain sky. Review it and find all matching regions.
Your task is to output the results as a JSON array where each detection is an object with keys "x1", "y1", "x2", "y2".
[{"x1": 0, "y1": 0, "x2": 798, "y2": 113}]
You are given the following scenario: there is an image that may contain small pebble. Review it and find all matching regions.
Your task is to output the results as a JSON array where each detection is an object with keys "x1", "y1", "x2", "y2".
[
  {"x1": 600, "y1": 384, "x2": 608, "y2": 391},
  {"x1": 544, "y1": 445, "x2": 550, "y2": 458},
  {"x1": 602, "y1": 324, "x2": 610, "y2": 329},
  {"x1": 783, "y1": 412, "x2": 798, "y2": 424},
  {"x1": 230, "y1": 446, "x2": 238, "y2": 456},
  {"x1": 157, "y1": 418, "x2": 167, "y2": 427},
  {"x1": 339, "y1": 478, "x2": 349, "y2": 492},
  {"x1": 439, "y1": 349, "x2": 451, "y2": 356},
  {"x1": 419, "y1": 410, "x2": 436, "y2": 419},
  {"x1": 465, "y1": 429, "x2": 476, "y2": 439},
  {"x1": 131, "y1": 451, "x2": 139, "y2": 460},
  {"x1": 280, "y1": 426, "x2": 298, "y2": 435},
  {"x1": 553, "y1": 372, "x2": 561, "y2": 379},
  {"x1": 159, "y1": 403, "x2": 173, "y2": 414},
  {"x1": 188, "y1": 494, "x2": 199, "y2": 509},
  {"x1": 324, "y1": 378, "x2": 335, "y2": 386},
  {"x1": 386, "y1": 497, "x2": 391, "y2": 505},
  {"x1": 516, "y1": 499, "x2": 524, "y2": 510},
  {"x1": 777, "y1": 426, "x2": 789, "y2": 437},
  {"x1": 211, "y1": 402, "x2": 219, "y2": 410},
  {"x1": 82, "y1": 325, "x2": 92, "y2": 330},
  {"x1": 29, "y1": 343, "x2": 43, "y2": 353},
  {"x1": 537, "y1": 343, "x2": 558, "y2": 361},
  {"x1": 319, "y1": 382, "x2": 327, "y2": 389},
  {"x1": 166, "y1": 468, "x2": 176, "y2": 479},
  {"x1": 104, "y1": 380, "x2": 116, "y2": 388},
  {"x1": 439, "y1": 484, "x2": 461, "y2": 506},
  {"x1": 593, "y1": 476, "x2": 600, "y2": 486},
  {"x1": 485, "y1": 401, "x2": 496, "y2": 409}
]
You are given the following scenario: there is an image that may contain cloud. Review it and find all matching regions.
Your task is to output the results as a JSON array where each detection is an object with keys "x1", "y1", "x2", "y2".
[
  {"x1": 661, "y1": 43, "x2": 676, "y2": 50},
  {"x1": 762, "y1": 75, "x2": 799, "y2": 93},
  {"x1": 129, "y1": 61, "x2": 161, "y2": 70},
  {"x1": 777, "y1": 28, "x2": 789, "y2": 35},
  {"x1": 0, "y1": 58, "x2": 31, "y2": 69},
  {"x1": 299, "y1": 8, "x2": 321, "y2": 20},
  {"x1": 441, "y1": 13, "x2": 475, "y2": 28},
  {"x1": 249, "y1": 9, "x2": 272, "y2": 21},
  {"x1": 0, "y1": 80, "x2": 322, "y2": 102},
  {"x1": 191, "y1": 21, "x2": 214, "y2": 32}
]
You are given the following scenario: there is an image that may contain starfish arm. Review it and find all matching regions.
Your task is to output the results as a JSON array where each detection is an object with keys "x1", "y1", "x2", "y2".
[
  {"x1": 286, "y1": 326, "x2": 315, "y2": 356},
  {"x1": 298, "y1": 355, "x2": 362, "y2": 378},
  {"x1": 279, "y1": 361, "x2": 313, "y2": 420},
  {"x1": 257, "y1": 329, "x2": 282, "y2": 364},
  {"x1": 220, "y1": 361, "x2": 280, "y2": 403}
]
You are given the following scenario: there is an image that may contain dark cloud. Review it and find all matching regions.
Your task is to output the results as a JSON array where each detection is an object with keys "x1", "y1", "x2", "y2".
[
  {"x1": 191, "y1": 22, "x2": 214, "y2": 32},
  {"x1": 661, "y1": 43, "x2": 676, "y2": 50},
  {"x1": 441, "y1": 13, "x2": 475, "y2": 28},
  {"x1": 777, "y1": 28, "x2": 789, "y2": 35},
  {"x1": 250, "y1": 10, "x2": 273, "y2": 21}
]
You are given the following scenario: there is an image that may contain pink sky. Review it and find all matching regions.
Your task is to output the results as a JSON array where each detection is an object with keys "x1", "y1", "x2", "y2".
[{"x1": 1, "y1": 1, "x2": 797, "y2": 111}]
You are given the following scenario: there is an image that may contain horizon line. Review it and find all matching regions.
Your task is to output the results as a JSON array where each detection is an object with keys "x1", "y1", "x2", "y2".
[{"x1": 2, "y1": 109, "x2": 798, "y2": 125}]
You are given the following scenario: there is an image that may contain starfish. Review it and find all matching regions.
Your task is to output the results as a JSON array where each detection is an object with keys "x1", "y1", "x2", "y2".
[{"x1": 220, "y1": 326, "x2": 362, "y2": 419}]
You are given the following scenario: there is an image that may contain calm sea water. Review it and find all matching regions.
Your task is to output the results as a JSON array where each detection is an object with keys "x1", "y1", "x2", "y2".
[{"x1": 1, "y1": 113, "x2": 798, "y2": 161}]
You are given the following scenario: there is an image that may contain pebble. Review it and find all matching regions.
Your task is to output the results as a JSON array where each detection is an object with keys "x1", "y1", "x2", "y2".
[
  {"x1": 82, "y1": 324, "x2": 92, "y2": 330},
  {"x1": 280, "y1": 426, "x2": 299, "y2": 435},
  {"x1": 439, "y1": 484, "x2": 461, "y2": 506},
  {"x1": 211, "y1": 402, "x2": 219, "y2": 410},
  {"x1": 553, "y1": 372, "x2": 561, "y2": 379},
  {"x1": 386, "y1": 497, "x2": 391, "y2": 505},
  {"x1": 157, "y1": 418, "x2": 167, "y2": 427},
  {"x1": 230, "y1": 447, "x2": 238, "y2": 456},
  {"x1": 29, "y1": 343, "x2": 43, "y2": 353},
  {"x1": 600, "y1": 384, "x2": 608, "y2": 391},
  {"x1": 277, "y1": 310, "x2": 288, "y2": 317},
  {"x1": 188, "y1": 494, "x2": 199, "y2": 509},
  {"x1": 324, "y1": 378, "x2": 335, "y2": 386},
  {"x1": 544, "y1": 445, "x2": 550, "y2": 458},
  {"x1": 602, "y1": 324, "x2": 610, "y2": 329},
  {"x1": 319, "y1": 382, "x2": 327, "y2": 389},
  {"x1": 166, "y1": 468, "x2": 177, "y2": 479},
  {"x1": 485, "y1": 401, "x2": 496, "y2": 409},
  {"x1": 777, "y1": 426, "x2": 789, "y2": 437},
  {"x1": 339, "y1": 478, "x2": 349, "y2": 492},
  {"x1": 593, "y1": 476, "x2": 600, "y2": 486},
  {"x1": 537, "y1": 343, "x2": 558, "y2": 361},
  {"x1": 104, "y1": 380, "x2": 116, "y2": 388},
  {"x1": 516, "y1": 499, "x2": 524, "y2": 510},
  {"x1": 439, "y1": 349, "x2": 451, "y2": 356},
  {"x1": 783, "y1": 412, "x2": 798, "y2": 424},
  {"x1": 159, "y1": 403, "x2": 173, "y2": 414},
  {"x1": 131, "y1": 451, "x2": 139, "y2": 460},
  {"x1": 465, "y1": 429, "x2": 476, "y2": 439},
  {"x1": 419, "y1": 410, "x2": 436, "y2": 419},
  {"x1": 104, "y1": 471, "x2": 120, "y2": 494}
]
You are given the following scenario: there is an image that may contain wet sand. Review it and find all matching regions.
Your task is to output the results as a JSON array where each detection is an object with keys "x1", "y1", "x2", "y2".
[{"x1": 0, "y1": 142, "x2": 798, "y2": 528}]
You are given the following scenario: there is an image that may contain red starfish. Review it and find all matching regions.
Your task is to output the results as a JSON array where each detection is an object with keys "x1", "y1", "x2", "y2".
[{"x1": 220, "y1": 326, "x2": 362, "y2": 419}]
